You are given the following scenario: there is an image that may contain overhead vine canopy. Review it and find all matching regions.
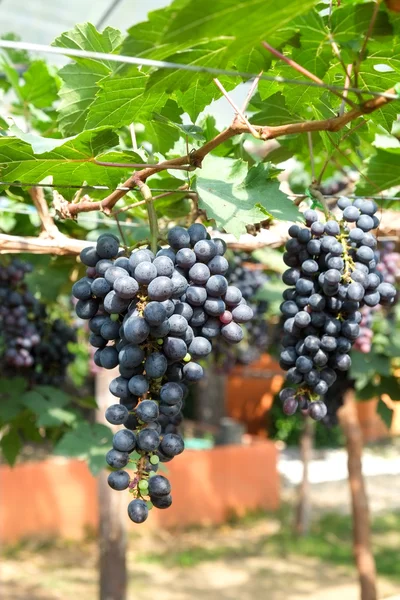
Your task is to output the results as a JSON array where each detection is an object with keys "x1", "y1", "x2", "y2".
[{"x1": 0, "y1": 0, "x2": 399, "y2": 251}]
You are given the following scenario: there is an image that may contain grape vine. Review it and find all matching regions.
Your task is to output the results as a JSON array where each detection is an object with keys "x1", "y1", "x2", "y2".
[{"x1": 73, "y1": 226, "x2": 253, "y2": 523}]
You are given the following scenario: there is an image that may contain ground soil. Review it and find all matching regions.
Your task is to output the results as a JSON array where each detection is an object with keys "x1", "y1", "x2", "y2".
[{"x1": 2, "y1": 516, "x2": 399, "y2": 600}]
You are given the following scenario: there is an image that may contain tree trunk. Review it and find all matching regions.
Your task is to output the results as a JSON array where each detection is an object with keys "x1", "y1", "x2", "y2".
[
  {"x1": 96, "y1": 369, "x2": 127, "y2": 600},
  {"x1": 294, "y1": 417, "x2": 314, "y2": 536},
  {"x1": 338, "y1": 390, "x2": 377, "y2": 600}
]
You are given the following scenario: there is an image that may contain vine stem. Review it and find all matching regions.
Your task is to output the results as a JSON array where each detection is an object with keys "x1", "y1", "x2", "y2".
[
  {"x1": 261, "y1": 41, "x2": 358, "y2": 109},
  {"x1": 308, "y1": 184, "x2": 330, "y2": 220},
  {"x1": 58, "y1": 83, "x2": 396, "y2": 219},
  {"x1": 135, "y1": 179, "x2": 159, "y2": 254}
]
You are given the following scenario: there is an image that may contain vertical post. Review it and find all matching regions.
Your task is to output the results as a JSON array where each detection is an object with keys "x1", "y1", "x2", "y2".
[
  {"x1": 96, "y1": 369, "x2": 127, "y2": 600},
  {"x1": 294, "y1": 417, "x2": 314, "y2": 536},
  {"x1": 338, "y1": 390, "x2": 377, "y2": 600}
]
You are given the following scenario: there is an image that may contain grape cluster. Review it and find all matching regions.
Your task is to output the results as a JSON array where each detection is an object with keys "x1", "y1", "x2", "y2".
[
  {"x1": 74, "y1": 225, "x2": 252, "y2": 524},
  {"x1": 0, "y1": 260, "x2": 41, "y2": 368},
  {"x1": 0, "y1": 259, "x2": 77, "y2": 384},
  {"x1": 353, "y1": 242, "x2": 399, "y2": 354},
  {"x1": 278, "y1": 198, "x2": 396, "y2": 421},
  {"x1": 32, "y1": 318, "x2": 77, "y2": 386},
  {"x1": 376, "y1": 241, "x2": 400, "y2": 285},
  {"x1": 212, "y1": 252, "x2": 269, "y2": 370}
]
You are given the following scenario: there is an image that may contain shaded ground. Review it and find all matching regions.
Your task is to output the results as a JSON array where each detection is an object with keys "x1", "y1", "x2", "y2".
[
  {"x1": 3, "y1": 442, "x2": 400, "y2": 599},
  {"x1": 2, "y1": 510, "x2": 400, "y2": 600}
]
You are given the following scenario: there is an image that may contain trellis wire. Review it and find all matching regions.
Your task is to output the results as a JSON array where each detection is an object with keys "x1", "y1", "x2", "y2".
[
  {"x1": 0, "y1": 181, "x2": 190, "y2": 193},
  {"x1": 0, "y1": 40, "x2": 398, "y2": 100},
  {"x1": 0, "y1": 181, "x2": 399, "y2": 201},
  {"x1": 0, "y1": 205, "x2": 143, "y2": 229}
]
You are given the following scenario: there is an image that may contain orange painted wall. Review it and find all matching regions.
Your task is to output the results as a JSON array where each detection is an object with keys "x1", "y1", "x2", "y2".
[
  {"x1": 226, "y1": 354, "x2": 284, "y2": 436},
  {"x1": 0, "y1": 458, "x2": 98, "y2": 542},
  {"x1": 0, "y1": 441, "x2": 279, "y2": 543}
]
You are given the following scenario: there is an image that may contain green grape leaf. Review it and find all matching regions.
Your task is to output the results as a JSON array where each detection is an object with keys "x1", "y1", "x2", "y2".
[
  {"x1": 100, "y1": 0, "x2": 315, "y2": 129},
  {"x1": 121, "y1": 1, "x2": 191, "y2": 57},
  {"x1": 0, "y1": 378, "x2": 27, "y2": 420},
  {"x1": 153, "y1": 112, "x2": 205, "y2": 142},
  {"x1": 0, "y1": 427, "x2": 22, "y2": 466},
  {"x1": 34, "y1": 386, "x2": 69, "y2": 406},
  {"x1": 20, "y1": 390, "x2": 47, "y2": 412},
  {"x1": 143, "y1": 99, "x2": 184, "y2": 154},
  {"x1": 174, "y1": 82, "x2": 217, "y2": 123},
  {"x1": 146, "y1": 39, "x2": 231, "y2": 97},
  {"x1": 377, "y1": 398, "x2": 393, "y2": 429},
  {"x1": 355, "y1": 147, "x2": 400, "y2": 194},
  {"x1": 331, "y1": 2, "x2": 392, "y2": 48},
  {"x1": 250, "y1": 92, "x2": 303, "y2": 126},
  {"x1": 0, "y1": 50, "x2": 23, "y2": 102},
  {"x1": 9, "y1": 125, "x2": 71, "y2": 154},
  {"x1": 258, "y1": 6, "x2": 333, "y2": 116},
  {"x1": 0, "y1": 212, "x2": 16, "y2": 232},
  {"x1": 20, "y1": 60, "x2": 59, "y2": 109},
  {"x1": 85, "y1": 67, "x2": 168, "y2": 130},
  {"x1": 96, "y1": 149, "x2": 146, "y2": 165},
  {"x1": 57, "y1": 62, "x2": 109, "y2": 135},
  {"x1": 37, "y1": 407, "x2": 78, "y2": 428},
  {"x1": 161, "y1": 0, "x2": 317, "y2": 55},
  {"x1": 20, "y1": 387, "x2": 74, "y2": 426},
  {"x1": 0, "y1": 128, "x2": 127, "y2": 199},
  {"x1": 53, "y1": 23, "x2": 123, "y2": 135},
  {"x1": 350, "y1": 349, "x2": 392, "y2": 384},
  {"x1": 196, "y1": 156, "x2": 300, "y2": 238},
  {"x1": 54, "y1": 422, "x2": 113, "y2": 475},
  {"x1": 355, "y1": 41, "x2": 400, "y2": 132},
  {"x1": 0, "y1": 33, "x2": 30, "y2": 65}
]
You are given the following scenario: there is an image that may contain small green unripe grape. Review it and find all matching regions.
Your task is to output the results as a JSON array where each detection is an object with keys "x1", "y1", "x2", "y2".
[
  {"x1": 150, "y1": 455, "x2": 159, "y2": 465},
  {"x1": 146, "y1": 501, "x2": 153, "y2": 510},
  {"x1": 149, "y1": 471, "x2": 157, "y2": 478},
  {"x1": 110, "y1": 313, "x2": 120, "y2": 322},
  {"x1": 138, "y1": 479, "x2": 149, "y2": 491},
  {"x1": 157, "y1": 338, "x2": 163, "y2": 345},
  {"x1": 183, "y1": 353, "x2": 191, "y2": 363}
]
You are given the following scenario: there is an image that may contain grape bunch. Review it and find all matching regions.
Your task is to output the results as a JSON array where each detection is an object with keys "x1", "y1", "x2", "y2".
[
  {"x1": 212, "y1": 252, "x2": 269, "y2": 369},
  {"x1": 0, "y1": 259, "x2": 41, "y2": 368},
  {"x1": 0, "y1": 258, "x2": 77, "y2": 384},
  {"x1": 278, "y1": 198, "x2": 396, "y2": 420},
  {"x1": 32, "y1": 318, "x2": 77, "y2": 386},
  {"x1": 353, "y1": 241, "x2": 399, "y2": 354},
  {"x1": 376, "y1": 241, "x2": 400, "y2": 285},
  {"x1": 74, "y1": 224, "x2": 253, "y2": 524}
]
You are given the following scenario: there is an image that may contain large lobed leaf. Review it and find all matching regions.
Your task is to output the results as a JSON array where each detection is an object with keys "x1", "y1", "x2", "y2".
[
  {"x1": 85, "y1": 67, "x2": 168, "y2": 130},
  {"x1": 54, "y1": 23, "x2": 123, "y2": 135},
  {"x1": 355, "y1": 146, "x2": 400, "y2": 195},
  {"x1": 196, "y1": 156, "x2": 301, "y2": 238},
  {"x1": 86, "y1": 0, "x2": 316, "y2": 130},
  {"x1": 0, "y1": 128, "x2": 134, "y2": 198},
  {"x1": 54, "y1": 422, "x2": 113, "y2": 475}
]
